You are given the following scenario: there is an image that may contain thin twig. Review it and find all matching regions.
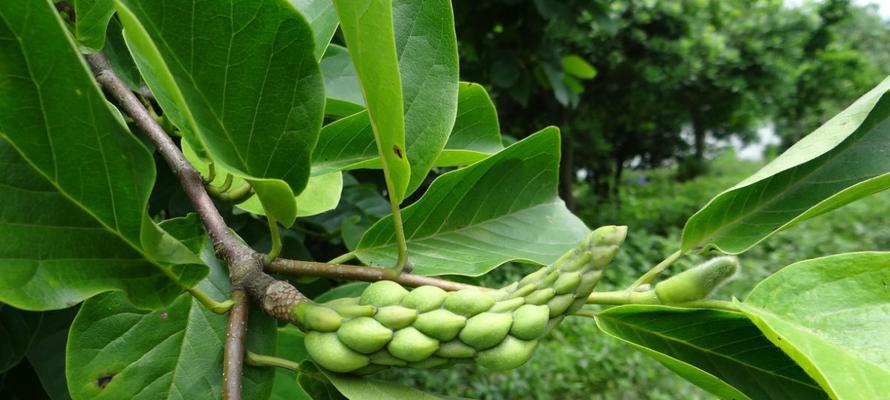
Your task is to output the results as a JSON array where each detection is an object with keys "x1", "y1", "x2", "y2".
[
  {"x1": 224, "y1": 289, "x2": 248, "y2": 400},
  {"x1": 627, "y1": 250, "x2": 683, "y2": 290},
  {"x1": 267, "y1": 259, "x2": 484, "y2": 292}
]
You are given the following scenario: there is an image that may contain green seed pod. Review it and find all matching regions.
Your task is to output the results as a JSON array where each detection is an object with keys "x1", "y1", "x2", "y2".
[
  {"x1": 546, "y1": 293, "x2": 575, "y2": 317},
  {"x1": 553, "y1": 271, "x2": 582, "y2": 294},
  {"x1": 293, "y1": 303, "x2": 342, "y2": 332},
  {"x1": 401, "y1": 286, "x2": 447, "y2": 312},
  {"x1": 518, "y1": 268, "x2": 548, "y2": 287},
  {"x1": 409, "y1": 357, "x2": 449, "y2": 369},
  {"x1": 543, "y1": 316, "x2": 563, "y2": 336},
  {"x1": 373, "y1": 305, "x2": 417, "y2": 329},
  {"x1": 654, "y1": 257, "x2": 739, "y2": 304},
  {"x1": 489, "y1": 297, "x2": 525, "y2": 313},
  {"x1": 360, "y1": 281, "x2": 409, "y2": 306},
  {"x1": 510, "y1": 304, "x2": 549, "y2": 340},
  {"x1": 566, "y1": 297, "x2": 587, "y2": 315},
  {"x1": 539, "y1": 270, "x2": 560, "y2": 287},
  {"x1": 337, "y1": 317, "x2": 393, "y2": 354},
  {"x1": 556, "y1": 251, "x2": 592, "y2": 272},
  {"x1": 575, "y1": 271, "x2": 602, "y2": 295},
  {"x1": 459, "y1": 312, "x2": 513, "y2": 350},
  {"x1": 388, "y1": 327, "x2": 439, "y2": 362},
  {"x1": 354, "y1": 364, "x2": 388, "y2": 375},
  {"x1": 443, "y1": 289, "x2": 496, "y2": 317},
  {"x1": 525, "y1": 288, "x2": 556, "y2": 305},
  {"x1": 305, "y1": 332, "x2": 369, "y2": 373},
  {"x1": 476, "y1": 336, "x2": 538, "y2": 370},
  {"x1": 328, "y1": 304, "x2": 376, "y2": 318},
  {"x1": 490, "y1": 283, "x2": 518, "y2": 300},
  {"x1": 507, "y1": 282, "x2": 537, "y2": 299},
  {"x1": 324, "y1": 297, "x2": 360, "y2": 307},
  {"x1": 369, "y1": 350, "x2": 407, "y2": 366},
  {"x1": 436, "y1": 340, "x2": 476, "y2": 358},
  {"x1": 414, "y1": 309, "x2": 466, "y2": 341}
]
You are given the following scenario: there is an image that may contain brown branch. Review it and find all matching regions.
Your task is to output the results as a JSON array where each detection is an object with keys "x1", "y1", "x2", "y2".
[
  {"x1": 267, "y1": 259, "x2": 484, "y2": 292},
  {"x1": 224, "y1": 289, "x2": 248, "y2": 400}
]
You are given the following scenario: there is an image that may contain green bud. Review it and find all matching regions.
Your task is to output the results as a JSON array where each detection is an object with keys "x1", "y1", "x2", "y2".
[
  {"x1": 476, "y1": 336, "x2": 538, "y2": 370},
  {"x1": 360, "y1": 281, "x2": 409, "y2": 306},
  {"x1": 510, "y1": 304, "x2": 549, "y2": 340},
  {"x1": 401, "y1": 286, "x2": 447, "y2": 312},
  {"x1": 575, "y1": 271, "x2": 602, "y2": 295},
  {"x1": 414, "y1": 309, "x2": 467, "y2": 341},
  {"x1": 553, "y1": 271, "x2": 582, "y2": 294},
  {"x1": 388, "y1": 327, "x2": 439, "y2": 362},
  {"x1": 489, "y1": 297, "x2": 525, "y2": 313},
  {"x1": 490, "y1": 283, "x2": 518, "y2": 300},
  {"x1": 444, "y1": 289, "x2": 496, "y2": 317},
  {"x1": 337, "y1": 317, "x2": 393, "y2": 354},
  {"x1": 369, "y1": 350, "x2": 407, "y2": 366},
  {"x1": 374, "y1": 305, "x2": 417, "y2": 329},
  {"x1": 459, "y1": 312, "x2": 513, "y2": 350},
  {"x1": 409, "y1": 357, "x2": 449, "y2": 369},
  {"x1": 544, "y1": 315, "x2": 563, "y2": 336},
  {"x1": 547, "y1": 293, "x2": 575, "y2": 317},
  {"x1": 525, "y1": 288, "x2": 556, "y2": 305},
  {"x1": 566, "y1": 297, "x2": 587, "y2": 315},
  {"x1": 654, "y1": 257, "x2": 739, "y2": 303},
  {"x1": 540, "y1": 270, "x2": 560, "y2": 286},
  {"x1": 293, "y1": 303, "x2": 342, "y2": 332},
  {"x1": 436, "y1": 340, "x2": 476, "y2": 358},
  {"x1": 305, "y1": 332, "x2": 369, "y2": 373},
  {"x1": 414, "y1": 309, "x2": 466, "y2": 341},
  {"x1": 328, "y1": 304, "x2": 376, "y2": 318}
]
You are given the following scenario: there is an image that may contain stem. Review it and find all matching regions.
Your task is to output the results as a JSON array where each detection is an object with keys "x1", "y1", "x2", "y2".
[
  {"x1": 207, "y1": 162, "x2": 217, "y2": 183},
  {"x1": 210, "y1": 182, "x2": 254, "y2": 204},
  {"x1": 245, "y1": 351, "x2": 300, "y2": 371},
  {"x1": 627, "y1": 250, "x2": 683, "y2": 290},
  {"x1": 390, "y1": 203, "x2": 409, "y2": 274},
  {"x1": 266, "y1": 216, "x2": 282, "y2": 262},
  {"x1": 224, "y1": 289, "x2": 248, "y2": 400},
  {"x1": 327, "y1": 252, "x2": 356, "y2": 264},
  {"x1": 266, "y1": 259, "x2": 484, "y2": 292},
  {"x1": 188, "y1": 287, "x2": 235, "y2": 314}
]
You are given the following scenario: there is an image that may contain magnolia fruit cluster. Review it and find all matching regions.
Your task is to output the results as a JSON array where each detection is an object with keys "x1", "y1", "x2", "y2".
[{"x1": 296, "y1": 225, "x2": 628, "y2": 373}]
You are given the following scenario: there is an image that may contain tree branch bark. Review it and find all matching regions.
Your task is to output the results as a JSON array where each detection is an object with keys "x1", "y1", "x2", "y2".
[{"x1": 224, "y1": 289, "x2": 248, "y2": 400}]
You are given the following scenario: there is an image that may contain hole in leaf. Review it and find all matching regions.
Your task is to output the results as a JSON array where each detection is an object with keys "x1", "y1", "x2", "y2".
[
  {"x1": 97, "y1": 373, "x2": 115, "y2": 389},
  {"x1": 392, "y1": 145, "x2": 403, "y2": 159}
]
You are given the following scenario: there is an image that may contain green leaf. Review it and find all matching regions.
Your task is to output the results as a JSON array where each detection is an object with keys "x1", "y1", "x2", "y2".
[
  {"x1": 596, "y1": 305, "x2": 827, "y2": 400},
  {"x1": 738, "y1": 252, "x2": 890, "y2": 400},
  {"x1": 391, "y1": 0, "x2": 460, "y2": 195},
  {"x1": 355, "y1": 128, "x2": 589, "y2": 276},
  {"x1": 682, "y1": 78, "x2": 890, "y2": 253},
  {"x1": 116, "y1": 0, "x2": 325, "y2": 227},
  {"x1": 445, "y1": 82, "x2": 503, "y2": 154},
  {"x1": 27, "y1": 309, "x2": 77, "y2": 400},
  {"x1": 0, "y1": 1, "x2": 205, "y2": 310},
  {"x1": 66, "y1": 245, "x2": 275, "y2": 400},
  {"x1": 0, "y1": 305, "x2": 42, "y2": 373},
  {"x1": 561, "y1": 54, "x2": 597, "y2": 80},
  {"x1": 297, "y1": 363, "x2": 345, "y2": 400},
  {"x1": 73, "y1": 0, "x2": 115, "y2": 51},
  {"x1": 320, "y1": 45, "x2": 365, "y2": 117},
  {"x1": 324, "y1": 372, "x2": 457, "y2": 400},
  {"x1": 313, "y1": 82, "x2": 501, "y2": 175},
  {"x1": 291, "y1": 0, "x2": 338, "y2": 61},
  {"x1": 332, "y1": 0, "x2": 411, "y2": 203}
]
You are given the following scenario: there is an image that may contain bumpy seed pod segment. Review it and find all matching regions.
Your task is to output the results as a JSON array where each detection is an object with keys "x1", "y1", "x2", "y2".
[{"x1": 298, "y1": 225, "x2": 628, "y2": 373}]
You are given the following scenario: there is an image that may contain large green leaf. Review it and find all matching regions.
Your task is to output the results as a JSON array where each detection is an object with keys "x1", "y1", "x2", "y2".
[
  {"x1": 72, "y1": 0, "x2": 115, "y2": 51},
  {"x1": 116, "y1": 0, "x2": 325, "y2": 227},
  {"x1": 332, "y1": 0, "x2": 411, "y2": 203},
  {"x1": 27, "y1": 309, "x2": 77, "y2": 400},
  {"x1": 355, "y1": 128, "x2": 589, "y2": 276},
  {"x1": 0, "y1": 305, "x2": 42, "y2": 373},
  {"x1": 738, "y1": 252, "x2": 890, "y2": 400},
  {"x1": 313, "y1": 82, "x2": 501, "y2": 175},
  {"x1": 66, "y1": 245, "x2": 276, "y2": 400},
  {"x1": 596, "y1": 305, "x2": 826, "y2": 400},
  {"x1": 0, "y1": 1, "x2": 204, "y2": 310},
  {"x1": 391, "y1": 0, "x2": 459, "y2": 195},
  {"x1": 682, "y1": 78, "x2": 890, "y2": 253},
  {"x1": 291, "y1": 0, "x2": 338, "y2": 61}
]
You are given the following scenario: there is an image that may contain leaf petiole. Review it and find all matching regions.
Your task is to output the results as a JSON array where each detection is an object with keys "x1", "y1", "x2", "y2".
[
  {"x1": 245, "y1": 351, "x2": 300, "y2": 371},
  {"x1": 626, "y1": 250, "x2": 683, "y2": 290},
  {"x1": 188, "y1": 287, "x2": 235, "y2": 314},
  {"x1": 265, "y1": 216, "x2": 282, "y2": 263}
]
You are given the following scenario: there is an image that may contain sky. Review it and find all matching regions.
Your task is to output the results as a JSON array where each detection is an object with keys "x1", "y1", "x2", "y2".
[{"x1": 855, "y1": 0, "x2": 890, "y2": 17}]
